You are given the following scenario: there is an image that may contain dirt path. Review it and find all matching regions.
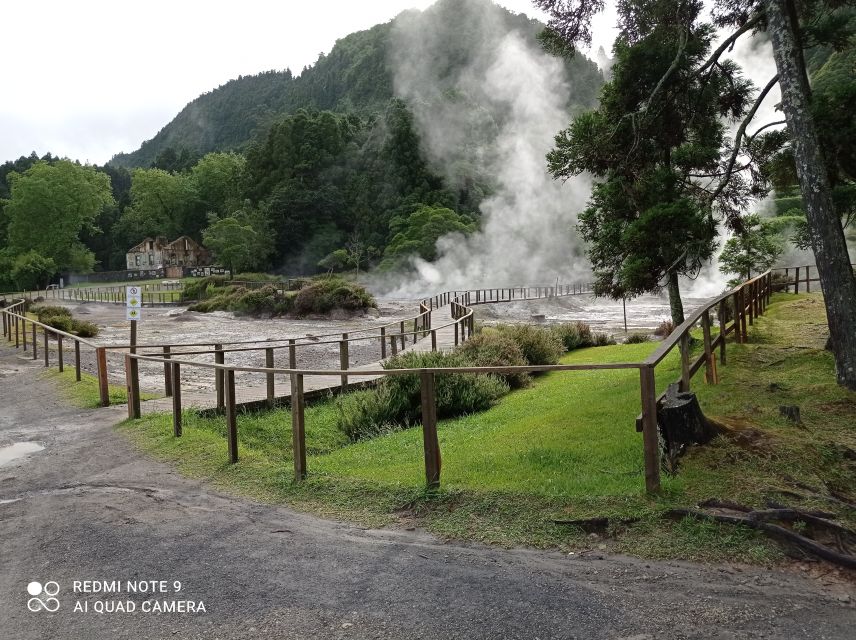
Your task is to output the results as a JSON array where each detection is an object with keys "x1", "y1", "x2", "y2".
[{"x1": 0, "y1": 345, "x2": 853, "y2": 639}]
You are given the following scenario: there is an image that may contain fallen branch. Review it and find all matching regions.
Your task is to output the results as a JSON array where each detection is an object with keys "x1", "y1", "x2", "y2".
[{"x1": 666, "y1": 508, "x2": 856, "y2": 569}]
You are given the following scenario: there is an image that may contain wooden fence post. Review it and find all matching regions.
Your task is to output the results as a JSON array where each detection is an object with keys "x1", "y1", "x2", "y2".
[
  {"x1": 701, "y1": 310, "x2": 718, "y2": 384},
  {"x1": 289, "y1": 339, "x2": 297, "y2": 370},
  {"x1": 381, "y1": 327, "x2": 387, "y2": 359},
  {"x1": 390, "y1": 333, "x2": 398, "y2": 355},
  {"x1": 639, "y1": 366, "x2": 661, "y2": 493},
  {"x1": 340, "y1": 333, "x2": 349, "y2": 392},
  {"x1": 431, "y1": 329, "x2": 437, "y2": 352},
  {"x1": 124, "y1": 354, "x2": 141, "y2": 419},
  {"x1": 172, "y1": 362, "x2": 182, "y2": 436},
  {"x1": 739, "y1": 288, "x2": 748, "y2": 340},
  {"x1": 399, "y1": 321, "x2": 406, "y2": 350},
  {"x1": 215, "y1": 344, "x2": 225, "y2": 410},
  {"x1": 15, "y1": 315, "x2": 19, "y2": 348},
  {"x1": 57, "y1": 335, "x2": 64, "y2": 372},
  {"x1": 22, "y1": 318, "x2": 27, "y2": 351},
  {"x1": 225, "y1": 369, "x2": 238, "y2": 463},
  {"x1": 96, "y1": 347, "x2": 110, "y2": 407},
  {"x1": 420, "y1": 370, "x2": 441, "y2": 489},
  {"x1": 679, "y1": 333, "x2": 691, "y2": 392},
  {"x1": 717, "y1": 302, "x2": 726, "y2": 366},
  {"x1": 266, "y1": 347, "x2": 275, "y2": 408},
  {"x1": 32, "y1": 323, "x2": 37, "y2": 360},
  {"x1": 163, "y1": 346, "x2": 172, "y2": 396},
  {"x1": 794, "y1": 267, "x2": 801, "y2": 294},
  {"x1": 43, "y1": 330, "x2": 49, "y2": 367},
  {"x1": 805, "y1": 265, "x2": 811, "y2": 293},
  {"x1": 74, "y1": 340, "x2": 81, "y2": 381},
  {"x1": 291, "y1": 373, "x2": 306, "y2": 481}
]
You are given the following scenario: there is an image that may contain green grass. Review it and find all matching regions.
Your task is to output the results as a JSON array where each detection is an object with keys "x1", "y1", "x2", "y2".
[
  {"x1": 118, "y1": 293, "x2": 856, "y2": 563},
  {"x1": 45, "y1": 368, "x2": 159, "y2": 408}
]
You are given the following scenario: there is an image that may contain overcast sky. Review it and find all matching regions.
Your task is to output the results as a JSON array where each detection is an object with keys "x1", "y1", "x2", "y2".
[{"x1": 1, "y1": 0, "x2": 618, "y2": 166}]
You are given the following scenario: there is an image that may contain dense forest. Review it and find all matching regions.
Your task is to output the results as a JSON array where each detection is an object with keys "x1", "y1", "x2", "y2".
[{"x1": 0, "y1": 0, "x2": 603, "y2": 289}]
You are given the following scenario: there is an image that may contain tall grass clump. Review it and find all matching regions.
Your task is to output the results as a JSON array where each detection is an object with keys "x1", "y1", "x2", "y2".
[
  {"x1": 293, "y1": 277, "x2": 376, "y2": 315},
  {"x1": 457, "y1": 331, "x2": 530, "y2": 388},
  {"x1": 493, "y1": 324, "x2": 564, "y2": 365}
]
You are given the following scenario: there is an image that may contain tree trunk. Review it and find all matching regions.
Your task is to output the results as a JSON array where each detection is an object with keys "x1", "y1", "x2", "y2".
[
  {"x1": 667, "y1": 270, "x2": 685, "y2": 326},
  {"x1": 765, "y1": 0, "x2": 856, "y2": 390}
]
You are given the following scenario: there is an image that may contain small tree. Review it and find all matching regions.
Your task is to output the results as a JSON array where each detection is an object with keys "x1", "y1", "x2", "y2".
[
  {"x1": 718, "y1": 214, "x2": 786, "y2": 283},
  {"x1": 11, "y1": 251, "x2": 57, "y2": 291},
  {"x1": 202, "y1": 204, "x2": 274, "y2": 276}
]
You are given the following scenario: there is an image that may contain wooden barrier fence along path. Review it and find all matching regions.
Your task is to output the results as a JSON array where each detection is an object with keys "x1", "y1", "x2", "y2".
[{"x1": 1, "y1": 273, "x2": 789, "y2": 493}]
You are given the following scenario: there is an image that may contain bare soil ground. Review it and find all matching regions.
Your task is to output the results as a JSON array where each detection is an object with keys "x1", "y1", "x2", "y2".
[{"x1": 46, "y1": 292, "x2": 689, "y2": 397}]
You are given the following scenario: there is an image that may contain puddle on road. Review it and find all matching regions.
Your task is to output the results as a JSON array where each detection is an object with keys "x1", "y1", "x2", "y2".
[{"x1": 0, "y1": 442, "x2": 44, "y2": 467}]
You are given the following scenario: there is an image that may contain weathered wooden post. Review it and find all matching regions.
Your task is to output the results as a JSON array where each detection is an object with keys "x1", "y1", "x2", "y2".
[
  {"x1": 805, "y1": 265, "x2": 811, "y2": 293},
  {"x1": 215, "y1": 343, "x2": 224, "y2": 410},
  {"x1": 399, "y1": 321, "x2": 406, "y2": 350},
  {"x1": 454, "y1": 322, "x2": 459, "y2": 346},
  {"x1": 431, "y1": 329, "x2": 437, "y2": 352},
  {"x1": 124, "y1": 353, "x2": 141, "y2": 419},
  {"x1": 32, "y1": 324, "x2": 37, "y2": 360},
  {"x1": 420, "y1": 370, "x2": 441, "y2": 489},
  {"x1": 291, "y1": 372, "x2": 306, "y2": 481},
  {"x1": 160, "y1": 346, "x2": 172, "y2": 396},
  {"x1": 701, "y1": 310, "x2": 717, "y2": 384},
  {"x1": 96, "y1": 347, "x2": 110, "y2": 407},
  {"x1": 794, "y1": 266, "x2": 801, "y2": 294},
  {"x1": 22, "y1": 318, "x2": 27, "y2": 351},
  {"x1": 639, "y1": 365, "x2": 660, "y2": 493},
  {"x1": 266, "y1": 347, "x2": 275, "y2": 408},
  {"x1": 57, "y1": 335, "x2": 64, "y2": 372},
  {"x1": 340, "y1": 333, "x2": 349, "y2": 392},
  {"x1": 739, "y1": 288, "x2": 748, "y2": 340},
  {"x1": 717, "y1": 301, "x2": 726, "y2": 366},
  {"x1": 390, "y1": 333, "x2": 398, "y2": 355},
  {"x1": 380, "y1": 327, "x2": 387, "y2": 359},
  {"x1": 74, "y1": 340, "x2": 81, "y2": 381},
  {"x1": 225, "y1": 369, "x2": 238, "y2": 463},
  {"x1": 43, "y1": 330, "x2": 49, "y2": 367},
  {"x1": 679, "y1": 333, "x2": 691, "y2": 392},
  {"x1": 172, "y1": 362, "x2": 182, "y2": 436},
  {"x1": 15, "y1": 314, "x2": 19, "y2": 348},
  {"x1": 288, "y1": 339, "x2": 297, "y2": 370}
]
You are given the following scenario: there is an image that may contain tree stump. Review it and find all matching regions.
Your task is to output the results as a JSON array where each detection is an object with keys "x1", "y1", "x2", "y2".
[{"x1": 657, "y1": 383, "x2": 721, "y2": 473}]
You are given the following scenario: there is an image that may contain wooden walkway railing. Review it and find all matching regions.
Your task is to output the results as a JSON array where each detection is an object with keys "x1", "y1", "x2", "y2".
[{"x1": 1, "y1": 273, "x2": 777, "y2": 493}]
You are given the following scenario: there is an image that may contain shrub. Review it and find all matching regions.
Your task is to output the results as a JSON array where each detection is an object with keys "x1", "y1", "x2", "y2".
[
  {"x1": 71, "y1": 319, "x2": 99, "y2": 338},
  {"x1": 33, "y1": 305, "x2": 72, "y2": 323},
  {"x1": 625, "y1": 333, "x2": 650, "y2": 344},
  {"x1": 494, "y1": 324, "x2": 564, "y2": 365},
  {"x1": 231, "y1": 272, "x2": 280, "y2": 282},
  {"x1": 337, "y1": 351, "x2": 508, "y2": 441},
  {"x1": 42, "y1": 314, "x2": 73, "y2": 333},
  {"x1": 293, "y1": 277, "x2": 375, "y2": 315},
  {"x1": 654, "y1": 319, "x2": 675, "y2": 337},
  {"x1": 551, "y1": 321, "x2": 595, "y2": 351},
  {"x1": 592, "y1": 332, "x2": 616, "y2": 346},
  {"x1": 335, "y1": 386, "x2": 410, "y2": 441},
  {"x1": 181, "y1": 276, "x2": 229, "y2": 301},
  {"x1": 232, "y1": 285, "x2": 279, "y2": 315},
  {"x1": 457, "y1": 331, "x2": 530, "y2": 388}
]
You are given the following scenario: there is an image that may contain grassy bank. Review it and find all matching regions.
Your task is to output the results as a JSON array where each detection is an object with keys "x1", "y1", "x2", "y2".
[
  {"x1": 118, "y1": 293, "x2": 856, "y2": 563},
  {"x1": 45, "y1": 368, "x2": 158, "y2": 408}
]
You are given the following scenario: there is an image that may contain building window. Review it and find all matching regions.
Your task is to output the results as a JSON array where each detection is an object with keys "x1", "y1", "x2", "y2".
[
  {"x1": 149, "y1": 253, "x2": 154, "y2": 265},
  {"x1": 135, "y1": 255, "x2": 140, "y2": 266}
]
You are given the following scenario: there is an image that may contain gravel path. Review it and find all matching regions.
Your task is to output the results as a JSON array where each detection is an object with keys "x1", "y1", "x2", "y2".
[{"x1": 0, "y1": 345, "x2": 854, "y2": 639}]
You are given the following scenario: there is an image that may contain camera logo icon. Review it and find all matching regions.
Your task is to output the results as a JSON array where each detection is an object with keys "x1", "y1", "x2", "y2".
[{"x1": 27, "y1": 581, "x2": 60, "y2": 612}]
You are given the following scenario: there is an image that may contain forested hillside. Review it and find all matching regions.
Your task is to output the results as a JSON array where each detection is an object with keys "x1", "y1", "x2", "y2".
[{"x1": 110, "y1": 0, "x2": 601, "y2": 169}]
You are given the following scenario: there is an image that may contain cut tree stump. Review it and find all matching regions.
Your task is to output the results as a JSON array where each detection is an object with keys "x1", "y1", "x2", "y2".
[{"x1": 657, "y1": 383, "x2": 721, "y2": 473}]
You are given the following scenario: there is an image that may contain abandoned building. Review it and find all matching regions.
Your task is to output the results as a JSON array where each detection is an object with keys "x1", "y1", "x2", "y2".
[{"x1": 125, "y1": 236, "x2": 211, "y2": 270}]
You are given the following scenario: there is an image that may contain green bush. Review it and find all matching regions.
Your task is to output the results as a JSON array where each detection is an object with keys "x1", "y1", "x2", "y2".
[
  {"x1": 33, "y1": 305, "x2": 72, "y2": 323},
  {"x1": 42, "y1": 314, "x2": 73, "y2": 333},
  {"x1": 293, "y1": 277, "x2": 375, "y2": 315},
  {"x1": 494, "y1": 324, "x2": 564, "y2": 365},
  {"x1": 592, "y1": 332, "x2": 616, "y2": 346},
  {"x1": 458, "y1": 331, "x2": 530, "y2": 388},
  {"x1": 625, "y1": 333, "x2": 650, "y2": 344},
  {"x1": 551, "y1": 321, "x2": 595, "y2": 351},
  {"x1": 71, "y1": 319, "x2": 99, "y2": 338},
  {"x1": 337, "y1": 351, "x2": 508, "y2": 441},
  {"x1": 181, "y1": 276, "x2": 229, "y2": 301}
]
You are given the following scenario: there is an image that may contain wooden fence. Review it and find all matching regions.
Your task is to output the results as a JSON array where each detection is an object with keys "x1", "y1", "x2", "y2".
[{"x1": 1, "y1": 273, "x2": 776, "y2": 493}]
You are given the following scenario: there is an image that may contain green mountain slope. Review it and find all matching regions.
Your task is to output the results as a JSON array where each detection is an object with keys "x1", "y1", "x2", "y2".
[{"x1": 110, "y1": 0, "x2": 602, "y2": 169}]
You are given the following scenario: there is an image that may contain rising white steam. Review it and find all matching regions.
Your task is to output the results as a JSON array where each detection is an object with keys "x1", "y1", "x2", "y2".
[{"x1": 382, "y1": 0, "x2": 593, "y2": 295}]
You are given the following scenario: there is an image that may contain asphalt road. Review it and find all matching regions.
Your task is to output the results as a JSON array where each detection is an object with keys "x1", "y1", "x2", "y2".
[{"x1": 0, "y1": 345, "x2": 853, "y2": 639}]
